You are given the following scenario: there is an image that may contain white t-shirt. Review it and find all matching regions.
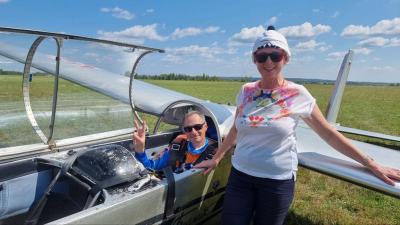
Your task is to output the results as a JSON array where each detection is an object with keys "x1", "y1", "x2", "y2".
[{"x1": 232, "y1": 80, "x2": 316, "y2": 180}]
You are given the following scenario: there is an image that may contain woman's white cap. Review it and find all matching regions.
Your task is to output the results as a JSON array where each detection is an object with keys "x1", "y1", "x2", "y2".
[{"x1": 252, "y1": 26, "x2": 291, "y2": 59}]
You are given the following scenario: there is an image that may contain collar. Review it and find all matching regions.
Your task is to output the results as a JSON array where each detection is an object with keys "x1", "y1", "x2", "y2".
[{"x1": 187, "y1": 138, "x2": 209, "y2": 155}]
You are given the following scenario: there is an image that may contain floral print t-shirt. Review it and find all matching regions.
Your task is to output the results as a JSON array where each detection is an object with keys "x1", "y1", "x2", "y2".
[{"x1": 232, "y1": 80, "x2": 315, "y2": 180}]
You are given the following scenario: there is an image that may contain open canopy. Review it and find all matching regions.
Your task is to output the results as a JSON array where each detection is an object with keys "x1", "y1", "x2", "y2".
[{"x1": 0, "y1": 27, "x2": 232, "y2": 156}]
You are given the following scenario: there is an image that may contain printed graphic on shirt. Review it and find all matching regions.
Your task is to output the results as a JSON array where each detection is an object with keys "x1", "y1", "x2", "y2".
[{"x1": 237, "y1": 81, "x2": 300, "y2": 127}]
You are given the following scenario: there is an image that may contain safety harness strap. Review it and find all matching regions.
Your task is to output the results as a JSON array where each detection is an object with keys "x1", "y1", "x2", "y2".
[{"x1": 161, "y1": 166, "x2": 175, "y2": 223}]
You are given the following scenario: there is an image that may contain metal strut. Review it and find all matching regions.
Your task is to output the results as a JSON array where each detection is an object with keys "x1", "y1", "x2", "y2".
[
  {"x1": 128, "y1": 50, "x2": 154, "y2": 127},
  {"x1": 325, "y1": 49, "x2": 354, "y2": 124},
  {"x1": 22, "y1": 36, "x2": 63, "y2": 146}
]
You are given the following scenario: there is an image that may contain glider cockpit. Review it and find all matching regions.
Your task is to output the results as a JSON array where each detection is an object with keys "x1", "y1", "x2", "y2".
[{"x1": 0, "y1": 27, "x2": 229, "y2": 225}]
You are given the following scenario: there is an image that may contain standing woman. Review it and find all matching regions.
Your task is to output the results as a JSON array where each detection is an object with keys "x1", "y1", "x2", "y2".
[{"x1": 194, "y1": 26, "x2": 400, "y2": 225}]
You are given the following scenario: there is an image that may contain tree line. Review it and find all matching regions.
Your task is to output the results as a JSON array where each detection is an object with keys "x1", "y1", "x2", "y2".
[
  {"x1": 0, "y1": 69, "x2": 21, "y2": 75},
  {"x1": 133, "y1": 73, "x2": 255, "y2": 82},
  {"x1": 2, "y1": 69, "x2": 398, "y2": 85},
  {"x1": 133, "y1": 73, "x2": 222, "y2": 81},
  {"x1": 0, "y1": 69, "x2": 49, "y2": 76}
]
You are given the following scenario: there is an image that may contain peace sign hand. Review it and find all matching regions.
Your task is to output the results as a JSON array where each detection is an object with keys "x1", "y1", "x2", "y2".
[{"x1": 132, "y1": 120, "x2": 147, "y2": 153}]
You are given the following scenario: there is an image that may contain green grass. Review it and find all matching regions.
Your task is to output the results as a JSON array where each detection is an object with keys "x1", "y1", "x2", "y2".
[{"x1": 1, "y1": 75, "x2": 399, "y2": 224}]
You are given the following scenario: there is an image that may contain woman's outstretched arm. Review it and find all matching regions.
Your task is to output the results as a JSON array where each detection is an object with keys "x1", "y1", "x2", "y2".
[{"x1": 302, "y1": 105, "x2": 400, "y2": 185}]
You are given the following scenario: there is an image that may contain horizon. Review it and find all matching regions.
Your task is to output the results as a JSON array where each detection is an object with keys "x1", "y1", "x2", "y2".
[{"x1": 2, "y1": 70, "x2": 398, "y2": 85}]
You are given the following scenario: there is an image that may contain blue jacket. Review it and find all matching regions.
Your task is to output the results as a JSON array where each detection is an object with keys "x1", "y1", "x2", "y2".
[
  {"x1": 134, "y1": 138, "x2": 214, "y2": 170},
  {"x1": 135, "y1": 149, "x2": 170, "y2": 170}
]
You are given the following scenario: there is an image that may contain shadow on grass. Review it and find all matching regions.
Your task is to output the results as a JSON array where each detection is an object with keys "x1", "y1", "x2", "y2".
[{"x1": 284, "y1": 210, "x2": 321, "y2": 225}]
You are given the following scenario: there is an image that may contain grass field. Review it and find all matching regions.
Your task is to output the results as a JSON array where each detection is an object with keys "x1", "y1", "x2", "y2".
[{"x1": 1, "y1": 75, "x2": 400, "y2": 224}]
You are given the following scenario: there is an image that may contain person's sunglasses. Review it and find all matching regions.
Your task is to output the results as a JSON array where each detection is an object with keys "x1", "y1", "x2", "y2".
[
  {"x1": 254, "y1": 51, "x2": 284, "y2": 63},
  {"x1": 183, "y1": 123, "x2": 205, "y2": 133}
]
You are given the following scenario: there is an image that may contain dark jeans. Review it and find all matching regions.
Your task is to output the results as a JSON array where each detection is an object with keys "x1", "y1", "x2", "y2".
[{"x1": 221, "y1": 167, "x2": 295, "y2": 225}]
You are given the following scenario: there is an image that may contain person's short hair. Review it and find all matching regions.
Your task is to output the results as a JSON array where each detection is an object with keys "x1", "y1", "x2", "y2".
[{"x1": 183, "y1": 110, "x2": 206, "y2": 124}]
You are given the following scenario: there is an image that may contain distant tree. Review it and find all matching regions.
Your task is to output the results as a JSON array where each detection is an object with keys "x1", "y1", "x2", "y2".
[
  {"x1": 240, "y1": 75, "x2": 252, "y2": 82},
  {"x1": 135, "y1": 73, "x2": 221, "y2": 81},
  {"x1": 0, "y1": 69, "x2": 22, "y2": 75}
]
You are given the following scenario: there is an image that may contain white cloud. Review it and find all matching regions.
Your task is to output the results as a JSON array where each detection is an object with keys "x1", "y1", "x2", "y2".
[
  {"x1": 224, "y1": 47, "x2": 237, "y2": 55},
  {"x1": 167, "y1": 45, "x2": 222, "y2": 57},
  {"x1": 268, "y1": 17, "x2": 277, "y2": 25},
  {"x1": 279, "y1": 22, "x2": 331, "y2": 38},
  {"x1": 100, "y1": 7, "x2": 134, "y2": 20},
  {"x1": 294, "y1": 40, "x2": 328, "y2": 51},
  {"x1": 368, "y1": 66, "x2": 394, "y2": 71},
  {"x1": 358, "y1": 37, "x2": 400, "y2": 47},
  {"x1": 341, "y1": 25, "x2": 369, "y2": 37},
  {"x1": 312, "y1": 9, "x2": 321, "y2": 13},
  {"x1": 326, "y1": 51, "x2": 347, "y2": 61},
  {"x1": 228, "y1": 25, "x2": 265, "y2": 45},
  {"x1": 162, "y1": 45, "x2": 224, "y2": 64},
  {"x1": 390, "y1": 38, "x2": 400, "y2": 46},
  {"x1": 353, "y1": 47, "x2": 372, "y2": 55},
  {"x1": 291, "y1": 55, "x2": 315, "y2": 63},
  {"x1": 318, "y1": 46, "x2": 330, "y2": 52},
  {"x1": 171, "y1": 28, "x2": 201, "y2": 39},
  {"x1": 296, "y1": 40, "x2": 318, "y2": 50},
  {"x1": 146, "y1": 9, "x2": 154, "y2": 13},
  {"x1": 331, "y1": 11, "x2": 340, "y2": 18},
  {"x1": 312, "y1": 9, "x2": 339, "y2": 18},
  {"x1": 170, "y1": 26, "x2": 219, "y2": 39},
  {"x1": 0, "y1": 0, "x2": 9, "y2": 3},
  {"x1": 341, "y1": 17, "x2": 400, "y2": 37},
  {"x1": 358, "y1": 37, "x2": 388, "y2": 47},
  {"x1": 97, "y1": 24, "x2": 167, "y2": 42},
  {"x1": 228, "y1": 23, "x2": 331, "y2": 47},
  {"x1": 162, "y1": 54, "x2": 183, "y2": 64},
  {"x1": 205, "y1": 26, "x2": 219, "y2": 33}
]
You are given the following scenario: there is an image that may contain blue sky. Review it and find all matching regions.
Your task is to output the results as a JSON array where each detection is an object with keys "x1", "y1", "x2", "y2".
[{"x1": 0, "y1": 0, "x2": 399, "y2": 83}]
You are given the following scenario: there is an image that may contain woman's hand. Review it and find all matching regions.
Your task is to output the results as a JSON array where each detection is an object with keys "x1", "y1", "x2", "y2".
[
  {"x1": 194, "y1": 158, "x2": 219, "y2": 175},
  {"x1": 132, "y1": 120, "x2": 146, "y2": 153},
  {"x1": 364, "y1": 158, "x2": 400, "y2": 186}
]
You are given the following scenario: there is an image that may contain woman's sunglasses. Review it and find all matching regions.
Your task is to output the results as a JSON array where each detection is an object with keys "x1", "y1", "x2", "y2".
[
  {"x1": 183, "y1": 123, "x2": 205, "y2": 132},
  {"x1": 254, "y1": 51, "x2": 284, "y2": 63}
]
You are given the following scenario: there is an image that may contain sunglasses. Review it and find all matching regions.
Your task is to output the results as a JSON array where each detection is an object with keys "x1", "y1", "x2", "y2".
[
  {"x1": 254, "y1": 51, "x2": 284, "y2": 63},
  {"x1": 183, "y1": 123, "x2": 205, "y2": 133}
]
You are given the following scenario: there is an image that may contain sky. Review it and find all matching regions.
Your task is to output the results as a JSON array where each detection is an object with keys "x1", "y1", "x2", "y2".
[{"x1": 0, "y1": 0, "x2": 399, "y2": 83}]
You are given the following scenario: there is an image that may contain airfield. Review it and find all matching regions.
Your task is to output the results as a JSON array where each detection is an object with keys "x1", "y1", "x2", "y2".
[{"x1": 1, "y1": 74, "x2": 399, "y2": 224}]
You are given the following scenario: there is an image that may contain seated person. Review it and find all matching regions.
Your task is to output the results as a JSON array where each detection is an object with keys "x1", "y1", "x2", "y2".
[{"x1": 132, "y1": 111, "x2": 217, "y2": 172}]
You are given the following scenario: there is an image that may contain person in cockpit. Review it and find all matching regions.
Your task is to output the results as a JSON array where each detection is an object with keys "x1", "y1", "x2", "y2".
[{"x1": 132, "y1": 111, "x2": 217, "y2": 172}]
